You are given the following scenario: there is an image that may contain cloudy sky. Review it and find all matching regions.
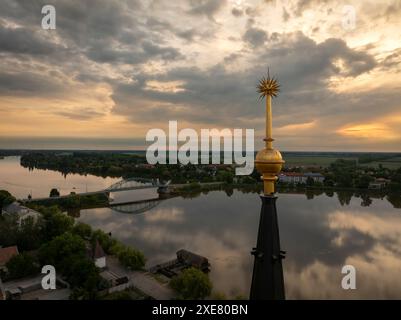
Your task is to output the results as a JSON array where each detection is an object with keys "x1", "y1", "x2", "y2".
[{"x1": 0, "y1": 0, "x2": 400, "y2": 151}]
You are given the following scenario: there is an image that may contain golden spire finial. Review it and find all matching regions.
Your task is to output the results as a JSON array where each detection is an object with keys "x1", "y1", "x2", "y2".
[
  {"x1": 255, "y1": 69, "x2": 285, "y2": 195},
  {"x1": 257, "y1": 68, "x2": 280, "y2": 99}
]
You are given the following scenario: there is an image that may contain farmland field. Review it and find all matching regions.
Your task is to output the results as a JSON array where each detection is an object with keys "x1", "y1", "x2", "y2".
[{"x1": 283, "y1": 156, "x2": 347, "y2": 167}]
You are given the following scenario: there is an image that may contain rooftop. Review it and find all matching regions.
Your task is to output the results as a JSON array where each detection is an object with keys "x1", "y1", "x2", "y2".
[
  {"x1": 3, "y1": 202, "x2": 40, "y2": 219},
  {"x1": 176, "y1": 249, "x2": 210, "y2": 270},
  {"x1": 0, "y1": 246, "x2": 19, "y2": 267},
  {"x1": 279, "y1": 172, "x2": 304, "y2": 177},
  {"x1": 94, "y1": 241, "x2": 105, "y2": 259}
]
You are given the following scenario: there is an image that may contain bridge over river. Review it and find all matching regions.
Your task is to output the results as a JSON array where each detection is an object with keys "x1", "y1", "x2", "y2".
[
  {"x1": 22, "y1": 178, "x2": 170, "y2": 202},
  {"x1": 22, "y1": 178, "x2": 223, "y2": 215},
  {"x1": 21, "y1": 178, "x2": 171, "y2": 214}
]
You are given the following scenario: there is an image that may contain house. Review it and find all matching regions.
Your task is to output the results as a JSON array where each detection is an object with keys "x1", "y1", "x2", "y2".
[
  {"x1": 278, "y1": 172, "x2": 306, "y2": 184},
  {"x1": 93, "y1": 241, "x2": 106, "y2": 269},
  {"x1": 369, "y1": 178, "x2": 391, "y2": 190},
  {"x1": 149, "y1": 249, "x2": 210, "y2": 278},
  {"x1": 278, "y1": 172, "x2": 325, "y2": 184},
  {"x1": 0, "y1": 246, "x2": 19, "y2": 272},
  {"x1": 3, "y1": 202, "x2": 40, "y2": 224},
  {"x1": 176, "y1": 249, "x2": 210, "y2": 272},
  {"x1": 86, "y1": 241, "x2": 107, "y2": 269},
  {"x1": 304, "y1": 172, "x2": 325, "y2": 183}
]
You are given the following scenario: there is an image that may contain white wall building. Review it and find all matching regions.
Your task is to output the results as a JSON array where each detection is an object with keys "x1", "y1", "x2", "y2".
[
  {"x1": 93, "y1": 241, "x2": 106, "y2": 269},
  {"x1": 3, "y1": 202, "x2": 40, "y2": 224},
  {"x1": 279, "y1": 172, "x2": 325, "y2": 184}
]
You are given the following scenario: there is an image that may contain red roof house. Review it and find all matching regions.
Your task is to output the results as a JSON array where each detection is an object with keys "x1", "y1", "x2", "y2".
[{"x1": 0, "y1": 246, "x2": 19, "y2": 270}]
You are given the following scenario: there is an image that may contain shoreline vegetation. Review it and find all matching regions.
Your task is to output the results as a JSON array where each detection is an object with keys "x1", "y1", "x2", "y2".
[
  {"x1": 14, "y1": 181, "x2": 401, "y2": 210},
  {"x1": 0, "y1": 150, "x2": 400, "y2": 209},
  {"x1": 14, "y1": 151, "x2": 401, "y2": 192},
  {"x1": 26, "y1": 193, "x2": 110, "y2": 210}
]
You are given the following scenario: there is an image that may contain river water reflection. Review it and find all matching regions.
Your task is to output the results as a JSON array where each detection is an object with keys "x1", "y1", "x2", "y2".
[
  {"x1": 1, "y1": 156, "x2": 401, "y2": 299},
  {"x1": 77, "y1": 190, "x2": 401, "y2": 299}
]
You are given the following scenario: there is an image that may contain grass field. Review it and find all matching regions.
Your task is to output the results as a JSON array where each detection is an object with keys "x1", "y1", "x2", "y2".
[
  {"x1": 359, "y1": 158, "x2": 401, "y2": 170},
  {"x1": 283, "y1": 156, "x2": 357, "y2": 167},
  {"x1": 282, "y1": 154, "x2": 401, "y2": 169}
]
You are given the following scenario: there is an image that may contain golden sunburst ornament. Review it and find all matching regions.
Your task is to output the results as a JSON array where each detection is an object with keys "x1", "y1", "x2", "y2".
[{"x1": 257, "y1": 69, "x2": 280, "y2": 99}]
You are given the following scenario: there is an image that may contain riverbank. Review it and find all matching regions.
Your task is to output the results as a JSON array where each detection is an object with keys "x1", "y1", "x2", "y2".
[{"x1": 16, "y1": 152, "x2": 401, "y2": 194}]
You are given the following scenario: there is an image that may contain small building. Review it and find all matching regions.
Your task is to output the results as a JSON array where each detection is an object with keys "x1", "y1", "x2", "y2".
[
  {"x1": 369, "y1": 178, "x2": 391, "y2": 190},
  {"x1": 94, "y1": 241, "x2": 106, "y2": 269},
  {"x1": 176, "y1": 249, "x2": 210, "y2": 272},
  {"x1": 304, "y1": 172, "x2": 325, "y2": 183},
  {"x1": 3, "y1": 202, "x2": 40, "y2": 224},
  {"x1": 278, "y1": 172, "x2": 306, "y2": 184},
  {"x1": 0, "y1": 246, "x2": 19, "y2": 272},
  {"x1": 149, "y1": 249, "x2": 210, "y2": 278},
  {"x1": 278, "y1": 172, "x2": 324, "y2": 184},
  {"x1": 86, "y1": 241, "x2": 107, "y2": 269}
]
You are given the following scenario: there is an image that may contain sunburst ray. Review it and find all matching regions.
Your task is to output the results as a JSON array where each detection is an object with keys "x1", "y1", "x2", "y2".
[{"x1": 257, "y1": 69, "x2": 280, "y2": 99}]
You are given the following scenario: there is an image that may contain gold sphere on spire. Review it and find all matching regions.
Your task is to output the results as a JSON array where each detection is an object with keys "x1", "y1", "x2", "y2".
[{"x1": 255, "y1": 70, "x2": 284, "y2": 195}]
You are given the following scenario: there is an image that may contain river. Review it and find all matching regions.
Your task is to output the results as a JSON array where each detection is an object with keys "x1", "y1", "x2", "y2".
[{"x1": 1, "y1": 156, "x2": 401, "y2": 299}]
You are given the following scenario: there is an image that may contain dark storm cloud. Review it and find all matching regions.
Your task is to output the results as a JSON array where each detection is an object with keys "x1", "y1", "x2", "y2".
[
  {"x1": 55, "y1": 108, "x2": 105, "y2": 120},
  {"x1": 0, "y1": 24, "x2": 57, "y2": 55},
  {"x1": 224, "y1": 53, "x2": 242, "y2": 63},
  {"x1": 232, "y1": 8, "x2": 244, "y2": 17},
  {"x1": 293, "y1": 0, "x2": 329, "y2": 16},
  {"x1": 0, "y1": 71, "x2": 63, "y2": 96},
  {"x1": 0, "y1": 0, "x2": 185, "y2": 98},
  {"x1": 380, "y1": 48, "x2": 401, "y2": 70},
  {"x1": 142, "y1": 41, "x2": 183, "y2": 61},
  {"x1": 176, "y1": 29, "x2": 198, "y2": 41},
  {"x1": 1, "y1": 0, "x2": 400, "y2": 152},
  {"x1": 188, "y1": 0, "x2": 227, "y2": 19},
  {"x1": 242, "y1": 27, "x2": 268, "y2": 48},
  {"x1": 85, "y1": 40, "x2": 183, "y2": 64},
  {"x1": 110, "y1": 31, "x2": 381, "y2": 131},
  {"x1": 0, "y1": 0, "x2": 181, "y2": 66}
]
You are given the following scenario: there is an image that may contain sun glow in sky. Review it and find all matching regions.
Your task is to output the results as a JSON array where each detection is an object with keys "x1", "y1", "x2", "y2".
[{"x1": 0, "y1": 0, "x2": 401, "y2": 151}]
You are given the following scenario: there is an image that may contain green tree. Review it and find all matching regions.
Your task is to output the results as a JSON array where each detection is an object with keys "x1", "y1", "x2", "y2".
[
  {"x1": 306, "y1": 176, "x2": 315, "y2": 186},
  {"x1": 17, "y1": 216, "x2": 44, "y2": 251},
  {"x1": 0, "y1": 213, "x2": 19, "y2": 247},
  {"x1": 72, "y1": 222, "x2": 93, "y2": 239},
  {"x1": 43, "y1": 211, "x2": 74, "y2": 241},
  {"x1": 65, "y1": 258, "x2": 101, "y2": 299},
  {"x1": 91, "y1": 230, "x2": 117, "y2": 254},
  {"x1": 49, "y1": 188, "x2": 60, "y2": 198},
  {"x1": 0, "y1": 190, "x2": 16, "y2": 214},
  {"x1": 217, "y1": 171, "x2": 233, "y2": 184},
  {"x1": 38, "y1": 232, "x2": 86, "y2": 273},
  {"x1": 355, "y1": 175, "x2": 373, "y2": 189},
  {"x1": 170, "y1": 267, "x2": 212, "y2": 300},
  {"x1": 103, "y1": 290, "x2": 133, "y2": 300},
  {"x1": 115, "y1": 245, "x2": 145, "y2": 270},
  {"x1": 6, "y1": 252, "x2": 39, "y2": 280}
]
